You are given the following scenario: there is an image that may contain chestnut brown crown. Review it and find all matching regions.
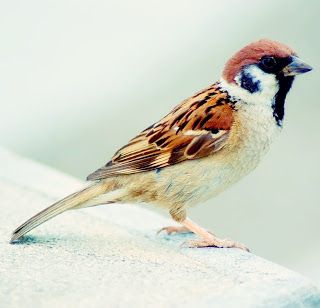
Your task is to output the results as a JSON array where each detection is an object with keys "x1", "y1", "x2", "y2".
[{"x1": 222, "y1": 39, "x2": 295, "y2": 83}]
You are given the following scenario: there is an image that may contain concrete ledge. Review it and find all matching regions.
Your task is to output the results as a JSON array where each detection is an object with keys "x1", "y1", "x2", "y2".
[{"x1": 0, "y1": 148, "x2": 319, "y2": 307}]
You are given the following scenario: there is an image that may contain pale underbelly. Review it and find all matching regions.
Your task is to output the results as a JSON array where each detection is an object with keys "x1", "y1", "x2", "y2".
[
  {"x1": 114, "y1": 142, "x2": 266, "y2": 209},
  {"x1": 152, "y1": 149, "x2": 261, "y2": 207}
]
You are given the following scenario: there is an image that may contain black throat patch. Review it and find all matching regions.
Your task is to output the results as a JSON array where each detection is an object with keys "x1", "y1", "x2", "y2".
[{"x1": 272, "y1": 75, "x2": 294, "y2": 127}]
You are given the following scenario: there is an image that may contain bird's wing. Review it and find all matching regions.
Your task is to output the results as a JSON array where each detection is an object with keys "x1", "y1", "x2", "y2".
[{"x1": 87, "y1": 83, "x2": 234, "y2": 180}]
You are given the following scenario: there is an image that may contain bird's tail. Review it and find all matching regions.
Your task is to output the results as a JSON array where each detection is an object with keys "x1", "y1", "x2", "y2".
[{"x1": 10, "y1": 181, "x2": 112, "y2": 243}]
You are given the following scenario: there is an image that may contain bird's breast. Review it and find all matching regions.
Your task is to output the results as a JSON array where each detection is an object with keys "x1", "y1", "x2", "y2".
[{"x1": 171, "y1": 103, "x2": 281, "y2": 206}]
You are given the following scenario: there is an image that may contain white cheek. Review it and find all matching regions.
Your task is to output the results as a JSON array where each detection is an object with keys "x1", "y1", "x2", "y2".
[{"x1": 220, "y1": 65, "x2": 279, "y2": 107}]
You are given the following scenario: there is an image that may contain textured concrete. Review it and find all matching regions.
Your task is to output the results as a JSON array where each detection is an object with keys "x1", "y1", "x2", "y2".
[{"x1": 0, "y1": 148, "x2": 319, "y2": 308}]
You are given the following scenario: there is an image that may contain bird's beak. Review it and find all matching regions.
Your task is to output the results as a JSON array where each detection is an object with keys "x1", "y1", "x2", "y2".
[{"x1": 282, "y1": 56, "x2": 313, "y2": 76}]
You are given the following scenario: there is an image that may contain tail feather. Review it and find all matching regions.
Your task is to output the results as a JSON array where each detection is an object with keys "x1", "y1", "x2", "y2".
[{"x1": 10, "y1": 181, "x2": 109, "y2": 243}]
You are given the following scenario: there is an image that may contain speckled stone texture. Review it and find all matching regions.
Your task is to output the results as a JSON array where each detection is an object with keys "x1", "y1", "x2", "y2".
[{"x1": 0, "y1": 148, "x2": 319, "y2": 308}]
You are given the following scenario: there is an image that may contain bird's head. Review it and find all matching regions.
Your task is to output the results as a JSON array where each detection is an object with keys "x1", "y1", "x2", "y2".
[{"x1": 220, "y1": 39, "x2": 312, "y2": 126}]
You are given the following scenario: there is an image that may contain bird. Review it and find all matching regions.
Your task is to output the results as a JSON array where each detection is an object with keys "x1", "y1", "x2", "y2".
[{"x1": 10, "y1": 39, "x2": 312, "y2": 250}]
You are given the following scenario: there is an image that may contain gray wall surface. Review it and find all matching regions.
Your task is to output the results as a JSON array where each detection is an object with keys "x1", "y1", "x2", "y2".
[
  {"x1": 1, "y1": 148, "x2": 320, "y2": 308},
  {"x1": 1, "y1": 0, "x2": 319, "y2": 284}
]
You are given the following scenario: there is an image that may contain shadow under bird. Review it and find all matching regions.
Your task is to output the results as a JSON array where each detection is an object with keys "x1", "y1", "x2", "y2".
[{"x1": 11, "y1": 39, "x2": 312, "y2": 250}]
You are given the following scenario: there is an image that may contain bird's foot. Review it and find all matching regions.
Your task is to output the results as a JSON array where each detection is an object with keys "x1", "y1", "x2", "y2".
[
  {"x1": 157, "y1": 226, "x2": 192, "y2": 235},
  {"x1": 185, "y1": 236, "x2": 250, "y2": 252}
]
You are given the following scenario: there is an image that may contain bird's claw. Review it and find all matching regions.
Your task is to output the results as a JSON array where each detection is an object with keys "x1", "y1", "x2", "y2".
[
  {"x1": 157, "y1": 226, "x2": 192, "y2": 235},
  {"x1": 183, "y1": 237, "x2": 250, "y2": 252}
]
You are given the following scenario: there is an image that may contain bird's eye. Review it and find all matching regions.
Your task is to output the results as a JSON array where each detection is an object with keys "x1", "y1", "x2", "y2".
[{"x1": 260, "y1": 56, "x2": 277, "y2": 69}]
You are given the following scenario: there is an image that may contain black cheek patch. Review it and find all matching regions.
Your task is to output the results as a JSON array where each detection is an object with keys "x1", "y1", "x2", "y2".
[{"x1": 239, "y1": 71, "x2": 261, "y2": 93}]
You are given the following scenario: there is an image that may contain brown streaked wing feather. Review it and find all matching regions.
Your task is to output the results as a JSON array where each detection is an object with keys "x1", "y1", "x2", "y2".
[{"x1": 87, "y1": 84, "x2": 234, "y2": 181}]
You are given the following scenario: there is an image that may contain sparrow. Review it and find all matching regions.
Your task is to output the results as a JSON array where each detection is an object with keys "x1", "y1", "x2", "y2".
[{"x1": 11, "y1": 39, "x2": 312, "y2": 250}]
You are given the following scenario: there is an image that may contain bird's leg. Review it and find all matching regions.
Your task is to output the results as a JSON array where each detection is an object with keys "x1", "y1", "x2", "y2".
[
  {"x1": 158, "y1": 207, "x2": 192, "y2": 235},
  {"x1": 159, "y1": 208, "x2": 249, "y2": 251},
  {"x1": 158, "y1": 207, "x2": 215, "y2": 236},
  {"x1": 181, "y1": 218, "x2": 249, "y2": 251}
]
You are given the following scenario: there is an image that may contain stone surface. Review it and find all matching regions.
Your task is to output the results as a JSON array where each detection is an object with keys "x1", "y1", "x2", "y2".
[{"x1": 0, "y1": 148, "x2": 319, "y2": 308}]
